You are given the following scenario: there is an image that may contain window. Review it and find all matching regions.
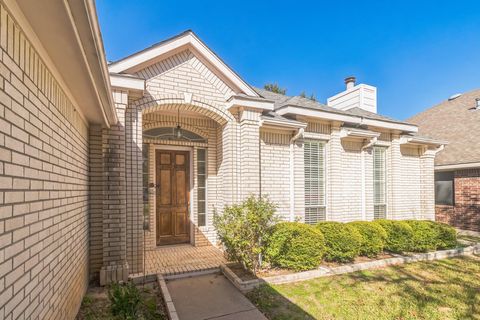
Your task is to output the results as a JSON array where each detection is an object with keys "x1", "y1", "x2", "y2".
[
  {"x1": 197, "y1": 148, "x2": 207, "y2": 226},
  {"x1": 373, "y1": 147, "x2": 387, "y2": 219},
  {"x1": 435, "y1": 171, "x2": 454, "y2": 205},
  {"x1": 304, "y1": 141, "x2": 326, "y2": 224},
  {"x1": 143, "y1": 127, "x2": 206, "y2": 143}
]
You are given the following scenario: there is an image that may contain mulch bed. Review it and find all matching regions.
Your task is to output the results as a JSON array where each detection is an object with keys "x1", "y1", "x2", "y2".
[{"x1": 76, "y1": 282, "x2": 167, "y2": 320}]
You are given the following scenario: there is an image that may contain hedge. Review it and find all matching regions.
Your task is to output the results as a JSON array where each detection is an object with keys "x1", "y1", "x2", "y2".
[
  {"x1": 405, "y1": 220, "x2": 440, "y2": 252},
  {"x1": 373, "y1": 220, "x2": 414, "y2": 253},
  {"x1": 433, "y1": 222, "x2": 457, "y2": 249},
  {"x1": 316, "y1": 222, "x2": 363, "y2": 263},
  {"x1": 348, "y1": 221, "x2": 388, "y2": 257},
  {"x1": 265, "y1": 222, "x2": 325, "y2": 271}
]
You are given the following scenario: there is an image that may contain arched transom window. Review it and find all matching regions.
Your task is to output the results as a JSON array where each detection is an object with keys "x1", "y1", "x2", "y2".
[{"x1": 143, "y1": 127, "x2": 207, "y2": 143}]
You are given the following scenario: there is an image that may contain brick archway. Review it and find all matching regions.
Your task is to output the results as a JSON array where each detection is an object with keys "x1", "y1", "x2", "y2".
[{"x1": 134, "y1": 94, "x2": 234, "y2": 125}]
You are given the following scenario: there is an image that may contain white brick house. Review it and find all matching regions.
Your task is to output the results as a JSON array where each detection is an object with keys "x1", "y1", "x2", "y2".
[
  {"x1": 0, "y1": 1, "x2": 445, "y2": 318},
  {"x1": 104, "y1": 31, "x2": 445, "y2": 280}
]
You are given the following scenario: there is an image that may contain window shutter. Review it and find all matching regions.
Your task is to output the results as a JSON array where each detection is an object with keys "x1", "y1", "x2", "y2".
[{"x1": 304, "y1": 141, "x2": 326, "y2": 224}]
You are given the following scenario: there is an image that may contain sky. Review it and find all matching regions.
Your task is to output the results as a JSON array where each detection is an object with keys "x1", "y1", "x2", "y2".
[{"x1": 97, "y1": 0, "x2": 480, "y2": 120}]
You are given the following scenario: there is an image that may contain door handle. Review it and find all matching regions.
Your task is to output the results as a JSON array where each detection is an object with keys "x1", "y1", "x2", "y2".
[{"x1": 149, "y1": 183, "x2": 160, "y2": 188}]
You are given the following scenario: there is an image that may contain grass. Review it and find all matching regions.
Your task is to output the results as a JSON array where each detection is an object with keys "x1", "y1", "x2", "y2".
[
  {"x1": 247, "y1": 256, "x2": 480, "y2": 320},
  {"x1": 76, "y1": 283, "x2": 166, "y2": 320}
]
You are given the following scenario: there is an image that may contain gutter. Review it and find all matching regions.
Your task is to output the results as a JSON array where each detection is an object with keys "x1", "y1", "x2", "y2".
[{"x1": 435, "y1": 161, "x2": 480, "y2": 171}]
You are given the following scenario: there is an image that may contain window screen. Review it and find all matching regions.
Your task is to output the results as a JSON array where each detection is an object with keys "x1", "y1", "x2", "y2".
[
  {"x1": 197, "y1": 149, "x2": 207, "y2": 226},
  {"x1": 373, "y1": 147, "x2": 387, "y2": 219},
  {"x1": 304, "y1": 141, "x2": 326, "y2": 224},
  {"x1": 435, "y1": 171, "x2": 454, "y2": 205}
]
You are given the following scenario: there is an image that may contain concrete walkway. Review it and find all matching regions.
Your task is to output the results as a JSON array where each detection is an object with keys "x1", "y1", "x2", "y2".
[{"x1": 166, "y1": 273, "x2": 267, "y2": 320}]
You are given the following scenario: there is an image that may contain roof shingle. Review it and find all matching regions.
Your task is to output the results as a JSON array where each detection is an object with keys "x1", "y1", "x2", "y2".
[{"x1": 408, "y1": 89, "x2": 480, "y2": 166}]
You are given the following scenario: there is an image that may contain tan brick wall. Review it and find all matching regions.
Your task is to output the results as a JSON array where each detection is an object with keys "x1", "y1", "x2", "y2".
[
  {"x1": 260, "y1": 129, "x2": 291, "y2": 220},
  {"x1": 0, "y1": 3, "x2": 89, "y2": 319}
]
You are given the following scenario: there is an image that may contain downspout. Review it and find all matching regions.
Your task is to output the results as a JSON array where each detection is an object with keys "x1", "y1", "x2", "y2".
[
  {"x1": 361, "y1": 137, "x2": 377, "y2": 220},
  {"x1": 259, "y1": 119, "x2": 263, "y2": 197},
  {"x1": 289, "y1": 128, "x2": 304, "y2": 221}
]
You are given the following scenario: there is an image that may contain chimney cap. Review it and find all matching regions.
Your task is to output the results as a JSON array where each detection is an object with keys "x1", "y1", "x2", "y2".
[
  {"x1": 344, "y1": 76, "x2": 356, "y2": 89},
  {"x1": 344, "y1": 76, "x2": 356, "y2": 83}
]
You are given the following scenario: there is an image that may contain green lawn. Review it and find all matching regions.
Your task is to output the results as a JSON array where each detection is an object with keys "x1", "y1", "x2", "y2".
[{"x1": 247, "y1": 256, "x2": 480, "y2": 320}]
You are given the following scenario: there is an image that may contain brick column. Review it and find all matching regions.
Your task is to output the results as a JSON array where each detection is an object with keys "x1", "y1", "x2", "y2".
[
  {"x1": 89, "y1": 125, "x2": 103, "y2": 280},
  {"x1": 389, "y1": 133, "x2": 402, "y2": 219},
  {"x1": 420, "y1": 148, "x2": 436, "y2": 220},
  {"x1": 328, "y1": 122, "x2": 342, "y2": 217},
  {"x1": 239, "y1": 108, "x2": 262, "y2": 199},
  {"x1": 125, "y1": 104, "x2": 144, "y2": 274},
  {"x1": 100, "y1": 90, "x2": 129, "y2": 285}
]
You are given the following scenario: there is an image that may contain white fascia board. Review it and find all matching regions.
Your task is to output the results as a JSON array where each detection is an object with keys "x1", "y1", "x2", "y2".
[
  {"x1": 108, "y1": 32, "x2": 258, "y2": 97},
  {"x1": 435, "y1": 162, "x2": 480, "y2": 171},
  {"x1": 227, "y1": 96, "x2": 274, "y2": 111},
  {"x1": 340, "y1": 128, "x2": 381, "y2": 139},
  {"x1": 276, "y1": 106, "x2": 359, "y2": 123},
  {"x1": 110, "y1": 74, "x2": 145, "y2": 92},
  {"x1": 399, "y1": 135, "x2": 447, "y2": 146},
  {"x1": 261, "y1": 118, "x2": 307, "y2": 129},
  {"x1": 277, "y1": 105, "x2": 418, "y2": 132},
  {"x1": 361, "y1": 118, "x2": 418, "y2": 133}
]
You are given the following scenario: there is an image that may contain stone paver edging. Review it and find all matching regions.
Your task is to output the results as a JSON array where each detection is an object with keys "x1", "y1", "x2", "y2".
[
  {"x1": 222, "y1": 244, "x2": 480, "y2": 292},
  {"x1": 157, "y1": 274, "x2": 179, "y2": 320}
]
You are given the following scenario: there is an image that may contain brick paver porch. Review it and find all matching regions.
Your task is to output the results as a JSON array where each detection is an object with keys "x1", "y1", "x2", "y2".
[{"x1": 145, "y1": 244, "x2": 227, "y2": 276}]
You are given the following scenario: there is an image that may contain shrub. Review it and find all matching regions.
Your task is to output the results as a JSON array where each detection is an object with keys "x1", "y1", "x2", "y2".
[
  {"x1": 316, "y1": 222, "x2": 362, "y2": 263},
  {"x1": 265, "y1": 222, "x2": 325, "y2": 271},
  {"x1": 213, "y1": 195, "x2": 278, "y2": 274},
  {"x1": 374, "y1": 220, "x2": 414, "y2": 253},
  {"x1": 405, "y1": 220, "x2": 440, "y2": 252},
  {"x1": 348, "y1": 221, "x2": 387, "y2": 257},
  {"x1": 108, "y1": 282, "x2": 141, "y2": 320},
  {"x1": 433, "y1": 222, "x2": 457, "y2": 249}
]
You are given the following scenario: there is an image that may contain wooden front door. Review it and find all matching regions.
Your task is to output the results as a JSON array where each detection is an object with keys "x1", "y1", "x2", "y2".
[{"x1": 156, "y1": 150, "x2": 190, "y2": 245}]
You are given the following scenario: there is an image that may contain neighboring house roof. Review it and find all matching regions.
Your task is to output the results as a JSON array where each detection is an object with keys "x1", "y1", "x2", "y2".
[{"x1": 408, "y1": 89, "x2": 480, "y2": 168}]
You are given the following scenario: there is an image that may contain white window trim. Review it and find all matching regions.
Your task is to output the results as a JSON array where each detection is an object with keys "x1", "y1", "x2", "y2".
[
  {"x1": 373, "y1": 146, "x2": 387, "y2": 219},
  {"x1": 304, "y1": 140, "x2": 327, "y2": 224},
  {"x1": 196, "y1": 147, "x2": 208, "y2": 229}
]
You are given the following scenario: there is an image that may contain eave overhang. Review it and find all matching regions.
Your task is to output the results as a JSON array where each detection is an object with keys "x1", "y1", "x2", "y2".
[
  {"x1": 260, "y1": 117, "x2": 307, "y2": 130},
  {"x1": 435, "y1": 161, "x2": 480, "y2": 171},
  {"x1": 399, "y1": 135, "x2": 448, "y2": 148},
  {"x1": 276, "y1": 105, "x2": 418, "y2": 133},
  {"x1": 110, "y1": 73, "x2": 145, "y2": 99},
  {"x1": 12, "y1": 0, "x2": 117, "y2": 126},
  {"x1": 340, "y1": 127, "x2": 381, "y2": 140},
  {"x1": 227, "y1": 95, "x2": 275, "y2": 112}
]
